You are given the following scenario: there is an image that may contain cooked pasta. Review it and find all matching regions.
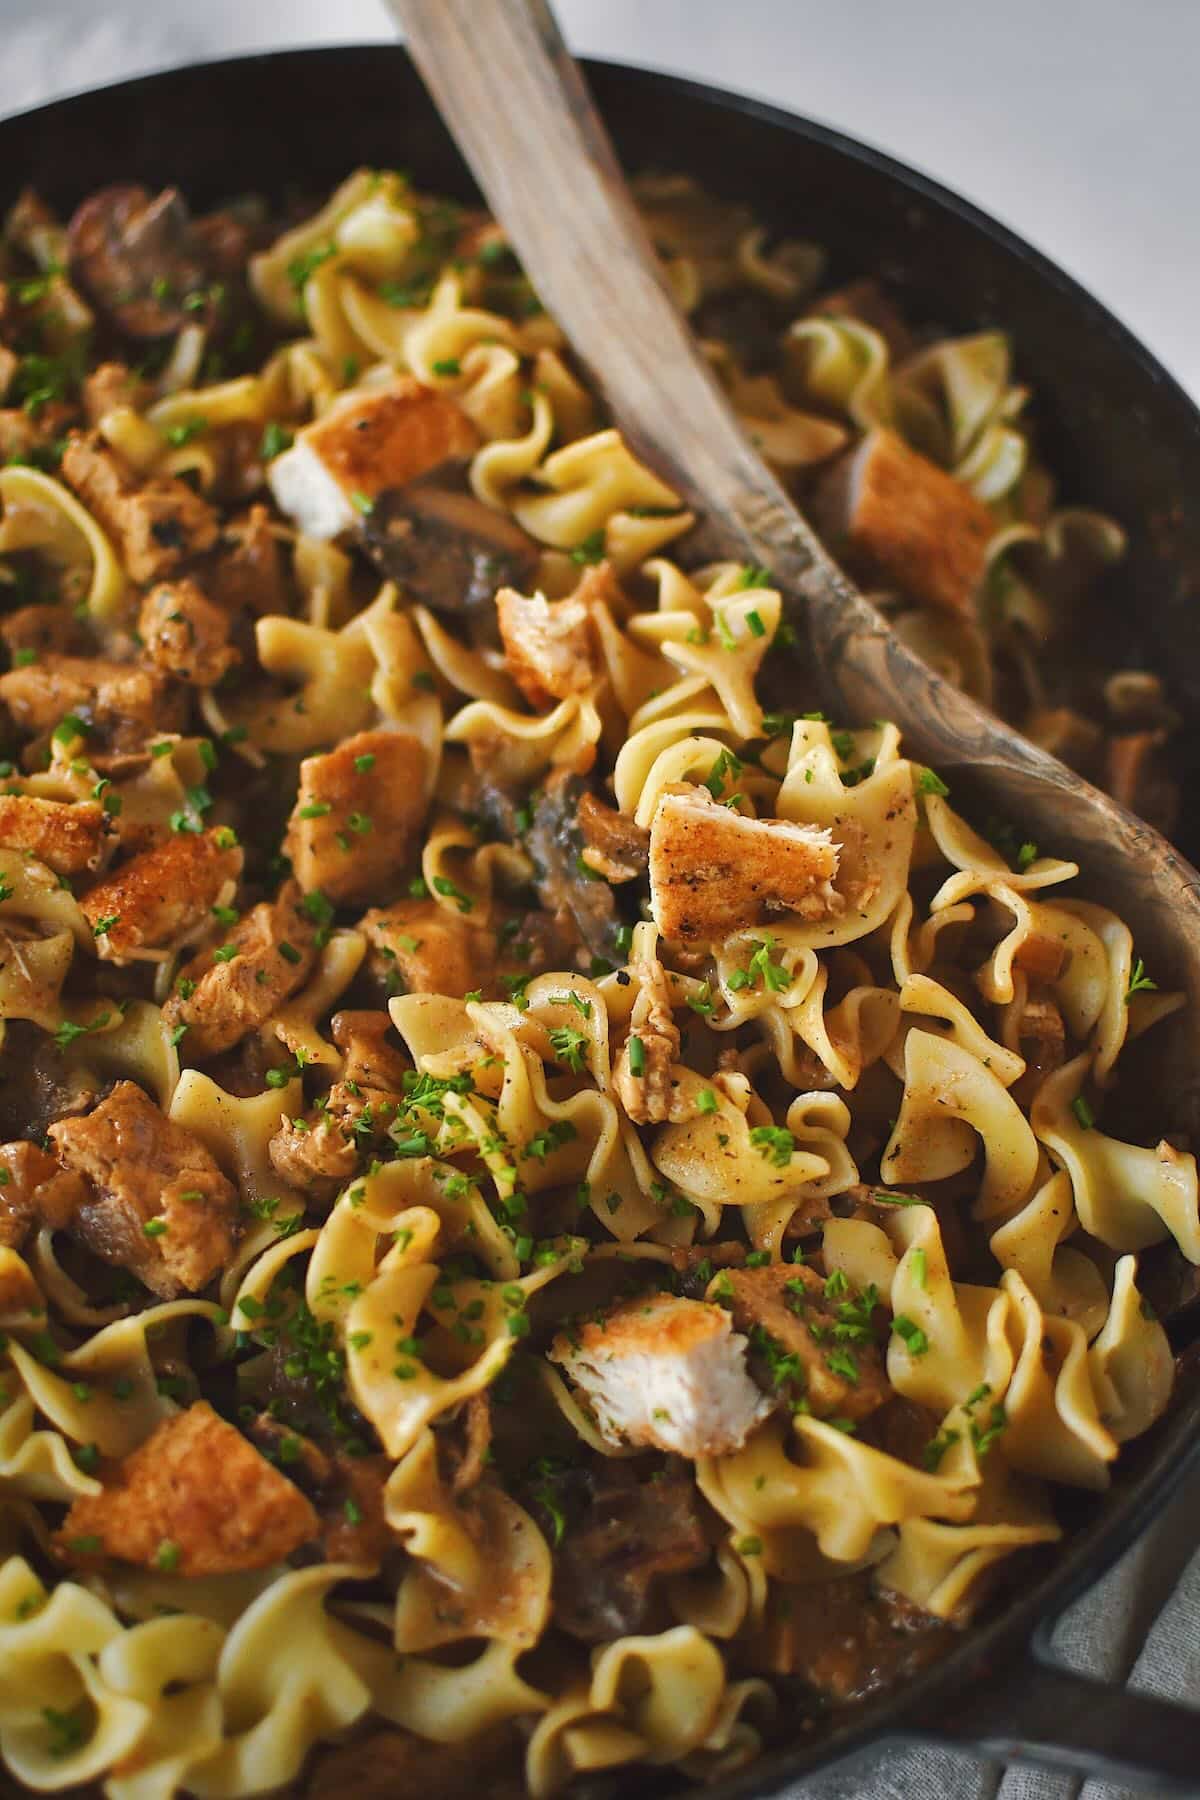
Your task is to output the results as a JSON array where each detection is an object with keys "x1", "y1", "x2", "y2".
[{"x1": 0, "y1": 168, "x2": 1190, "y2": 1798}]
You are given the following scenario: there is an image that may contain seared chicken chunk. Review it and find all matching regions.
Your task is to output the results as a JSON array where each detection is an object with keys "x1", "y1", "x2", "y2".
[
  {"x1": 61, "y1": 431, "x2": 219, "y2": 584},
  {"x1": 81, "y1": 360, "x2": 152, "y2": 426},
  {"x1": 648, "y1": 784, "x2": 841, "y2": 943},
  {"x1": 267, "y1": 377, "x2": 479, "y2": 541},
  {"x1": 0, "y1": 604, "x2": 82, "y2": 661},
  {"x1": 162, "y1": 882, "x2": 318, "y2": 1059},
  {"x1": 550, "y1": 1291, "x2": 772, "y2": 1457},
  {"x1": 285, "y1": 728, "x2": 428, "y2": 905},
  {"x1": 48, "y1": 1081, "x2": 239, "y2": 1299},
  {"x1": 360, "y1": 898, "x2": 490, "y2": 999},
  {"x1": 815, "y1": 427, "x2": 994, "y2": 616},
  {"x1": 79, "y1": 828, "x2": 243, "y2": 961},
  {"x1": 55, "y1": 1401, "x2": 318, "y2": 1575},
  {"x1": 268, "y1": 1009, "x2": 408, "y2": 1197},
  {"x1": 0, "y1": 795, "x2": 113, "y2": 876},
  {"x1": 723, "y1": 1263, "x2": 889, "y2": 1423},
  {"x1": 138, "y1": 577, "x2": 238, "y2": 687},
  {"x1": 0, "y1": 1140, "x2": 86, "y2": 1248},
  {"x1": 0, "y1": 652, "x2": 185, "y2": 750},
  {"x1": 206, "y1": 505, "x2": 289, "y2": 617},
  {"x1": 496, "y1": 587, "x2": 600, "y2": 708}
]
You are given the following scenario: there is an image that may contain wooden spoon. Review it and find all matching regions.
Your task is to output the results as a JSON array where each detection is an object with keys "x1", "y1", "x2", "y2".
[{"x1": 387, "y1": 0, "x2": 1200, "y2": 1133}]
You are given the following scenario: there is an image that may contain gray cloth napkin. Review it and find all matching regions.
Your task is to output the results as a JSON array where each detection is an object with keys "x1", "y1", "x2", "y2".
[{"x1": 791, "y1": 1472, "x2": 1200, "y2": 1799}]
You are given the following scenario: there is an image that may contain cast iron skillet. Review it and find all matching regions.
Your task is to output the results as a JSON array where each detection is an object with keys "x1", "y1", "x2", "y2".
[{"x1": 2, "y1": 44, "x2": 1200, "y2": 1800}]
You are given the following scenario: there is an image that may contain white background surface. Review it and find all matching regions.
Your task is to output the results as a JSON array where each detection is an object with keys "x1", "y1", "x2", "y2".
[{"x1": 0, "y1": 0, "x2": 1196, "y2": 399}]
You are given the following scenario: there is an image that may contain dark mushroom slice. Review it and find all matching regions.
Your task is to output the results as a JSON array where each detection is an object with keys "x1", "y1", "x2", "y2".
[
  {"x1": 526, "y1": 771, "x2": 636, "y2": 963},
  {"x1": 360, "y1": 468, "x2": 540, "y2": 623},
  {"x1": 67, "y1": 185, "x2": 248, "y2": 341}
]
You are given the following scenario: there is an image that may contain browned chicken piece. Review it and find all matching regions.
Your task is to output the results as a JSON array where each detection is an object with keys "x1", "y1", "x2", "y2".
[
  {"x1": 49, "y1": 1080, "x2": 239, "y2": 1299},
  {"x1": 577, "y1": 791, "x2": 649, "y2": 883},
  {"x1": 81, "y1": 360, "x2": 152, "y2": 426},
  {"x1": 552, "y1": 1459, "x2": 709, "y2": 1644},
  {"x1": 55, "y1": 1401, "x2": 318, "y2": 1574},
  {"x1": 285, "y1": 728, "x2": 428, "y2": 907},
  {"x1": 648, "y1": 784, "x2": 841, "y2": 944},
  {"x1": 137, "y1": 577, "x2": 239, "y2": 687},
  {"x1": 722, "y1": 1262, "x2": 890, "y2": 1423},
  {"x1": 804, "y1": 277, "x2": 913, "y2": 360},
  {"x1": 329, "y1": 1008, "x2": 409, "y2": 1109},
  {"x1": 815, "y1": 427, "x2": 995, "y2": 615},
  {"x1": 162, "y1": 882, "x2": 318, "y2": 1059},
  {"x1": 0, "y1": 604, "x2": 83, "y2": 661},
  {"x1": 306, "y1": 1727, "x2": 526, "y2": 1800},
  {"x1": 0, "y1": 403, "x2": 74, "y2": 465},
  {"x1": 360, "y1": 898, "x2": 489, "y2": 999},
  {"x1": 550, "y1": 1292, "x2": 771, "y2": 1456},
  {"x1": 60, "y1": 431, "x2": 219, "y2": 584},
  {"x1": 0, "y1": 1139, "x2": 87, "y2": 1248},
  {"x1": 269, "y1": 1009, "x2": 409, "y2": 1197},
  {"x1": 0, "y1": 652, "x2": 186, "y2": 750},
  {"x1": 613, "y1": 956, "x2": 686, "y2": 1125},
  {"x1": 267, "y1": 377, "x2": 480, "y2": 541},
  {"x1": 495, "y1": 586, "x2": 600, "y2": 708},
  {"x1": 206, "y1": 504, "x2": 289, "y2": 616},
  {"x1": 79, "y1": 828, "x2": 243, "y2": 961},
  {"x1": 268, "y1": 1115, "x2": 358, "y2": 1198},
  {"x1": 0, "y1": 795, "x2": 113, "y2": 876}
]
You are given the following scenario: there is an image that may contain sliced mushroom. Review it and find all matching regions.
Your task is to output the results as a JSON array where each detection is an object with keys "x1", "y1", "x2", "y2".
[
  {"x1": 67, "y1": 185, "x2": 248, "y2": 340},
  {"x1": 361, "y1": 471, "x2": 540, "y2": 617}
]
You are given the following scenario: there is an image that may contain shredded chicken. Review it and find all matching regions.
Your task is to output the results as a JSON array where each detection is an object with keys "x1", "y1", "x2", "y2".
[
  {"x1": 285, "y1": 728, "x2": 428, "y2": 905},
  {"x1": 613, "y1": 955, "x2": 687, "y2": 1124},
  {"x1": 55, "y1": 1401, "x2": 318, "y2": 1574},
  {"x1": 360, "y1": 898, "x2": 490, "y2": 999},
  {"x1": 79, "y1": 827, "x2": 243, "y2": 961},
  {"x1": 0, "y1": 794, "x2": 114, "y2": 876},
  {"x1": 550, "y1": 1291, "x2": 772, "y2": 1457},
  {"x1": 60, "y1": 430, "x2": 220, "y2": 584},
  {"x1": 723, "y1": 1263, "x2": 890, "y2": 1422},
  {"x1": 48, "y1": 1080, "x2": 239, "y2": 1298},
  {"x1": 267, "y1": 377, "x2": 479, "y2": 540},
  {"x1": 268, "y1": 1009, "x2": 408, "y2": 1197},
  {"x1": 0, "y1": 1140, "x2": 86, "y2": 1248},
  {"x1": 815, "y1": 426, "x2": 994, "y2": 614},
  {"x1": 648, "y1": 784, "x2": 841, "y2": 943},
  {"x1": 138, "y1": 577, "x2": 238, "y2": 686},
  {"x1": 496, "y1": 587, "x2": 600, "y2": 708},
  {"x1": 162, "y1": 882, "x2": 318, "y2": 1058}
]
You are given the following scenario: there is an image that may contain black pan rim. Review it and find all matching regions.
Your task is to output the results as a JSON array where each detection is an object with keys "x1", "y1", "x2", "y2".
[{"x1": 0, "y1": 40, "x2": 1198, "y2": 1797}]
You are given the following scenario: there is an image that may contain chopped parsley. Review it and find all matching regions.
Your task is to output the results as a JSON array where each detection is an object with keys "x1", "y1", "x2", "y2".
[{"x1": 1125, "y1": 957, "x2": 1157, "y2": 1002}]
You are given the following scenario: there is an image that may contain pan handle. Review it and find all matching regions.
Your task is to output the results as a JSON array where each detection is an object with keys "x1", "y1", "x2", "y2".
[{"x1": 915, "y1": 1650, "x2": 1200, "y2": 1795}]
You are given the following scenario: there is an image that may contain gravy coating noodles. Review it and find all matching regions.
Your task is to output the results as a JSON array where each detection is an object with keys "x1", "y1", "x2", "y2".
[{"x1": 0, "y1": 170, "x2": 1190, "y2": 1798}]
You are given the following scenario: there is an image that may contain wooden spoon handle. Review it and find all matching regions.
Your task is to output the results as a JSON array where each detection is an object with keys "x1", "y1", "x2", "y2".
[
  {"x1": 387, "y1": 0, "x2": 1051, "y2": 779},
  {"x1": 386, "y1": 0, "x2": 1200, "y2": 1106}
]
